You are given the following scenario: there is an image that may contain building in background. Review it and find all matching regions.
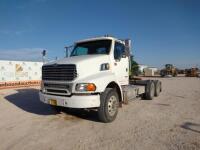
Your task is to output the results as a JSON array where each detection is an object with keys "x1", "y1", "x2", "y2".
[
  {"x1": 144, "y1": 67, "x2": 159, "y2": 76},
  {"x1": 0, "y1": 60, "x2": 43, "y2": 89},
  {"x1": 147, "y1": 67, "x2": 158, "y2": 72}
]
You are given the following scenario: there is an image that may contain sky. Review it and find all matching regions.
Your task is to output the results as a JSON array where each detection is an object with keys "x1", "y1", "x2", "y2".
[{"x1": 0, "y1": 0, "x2": 200, "y2": 68}]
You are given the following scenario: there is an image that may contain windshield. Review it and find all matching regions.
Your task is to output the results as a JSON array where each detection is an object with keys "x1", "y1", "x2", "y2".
[
  {"x1": 165, "y1": 64, "x2": 172, "y2": 69},
  {"x1": 70, "y1": 40, "x2": 112, "y2": 57}
]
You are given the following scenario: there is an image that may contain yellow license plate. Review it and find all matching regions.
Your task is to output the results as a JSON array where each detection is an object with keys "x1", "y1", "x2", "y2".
[{"x1": 49, "y1": 99, "x2": 57, "y2": 106}]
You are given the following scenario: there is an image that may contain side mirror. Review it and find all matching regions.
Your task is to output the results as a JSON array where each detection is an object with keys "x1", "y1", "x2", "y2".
[
  {"x1": 65, "y1": 45, "x2": 74, "y2": 57},
  {"x1": 121, "y1": 52, "x2": 126, "y2": 58},
  {"x1": 125, "y1": 39, "x2": 132, "y2": 56},
  {"x1": 121, "y1": 50, "x2": 129, "y2": 58},
  {"x1": 65, "y1": 46, "x2": 69, "y2": 57}
]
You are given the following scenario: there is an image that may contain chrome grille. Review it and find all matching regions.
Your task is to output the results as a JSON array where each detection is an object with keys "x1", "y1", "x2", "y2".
[
  {"x1": 44, "y1": 83, "x2": 70, "y2": 89},
  {"x1": 44, "y1": 83, "x2": 72, "y2": 96},
  {"x1": 42, "y1": 64, "x2": 77, "y2": 81},
  {"x1": 46, "y1": 89, "x2": 68, "y2": 95}
]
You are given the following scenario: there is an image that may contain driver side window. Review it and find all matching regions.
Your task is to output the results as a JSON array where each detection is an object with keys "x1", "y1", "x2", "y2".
[{"x1": 114, "y1": 42, "x2": 125, "y2": 60}]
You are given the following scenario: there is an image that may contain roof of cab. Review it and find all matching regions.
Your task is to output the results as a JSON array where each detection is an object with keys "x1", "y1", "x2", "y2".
[{"x1": 75, "y1": 36, "x2": 125, "y2": 44}]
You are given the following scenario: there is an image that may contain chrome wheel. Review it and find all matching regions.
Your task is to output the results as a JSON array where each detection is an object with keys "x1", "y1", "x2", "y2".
[{"x1": 107, "y1": 95, "x2": 118, "y2": 117}]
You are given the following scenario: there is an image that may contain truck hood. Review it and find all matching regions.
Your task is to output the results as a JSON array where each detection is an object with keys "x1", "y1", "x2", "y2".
[{"x1": 44, "y1": 55, "x2": 111, "y2": 80}]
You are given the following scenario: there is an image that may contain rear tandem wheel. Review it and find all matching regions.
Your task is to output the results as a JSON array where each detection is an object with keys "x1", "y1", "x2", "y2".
[{"x1": 145, "y1": 80, "x2": 155, "y2": 100}]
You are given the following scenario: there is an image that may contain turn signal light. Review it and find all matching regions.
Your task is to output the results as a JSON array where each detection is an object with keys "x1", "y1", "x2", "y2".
[
  {"x1": 86, "y1": 83, "x2": 96, "y2": 91},
  {"x1": 76, "y1": 83, "x2": 96, "y2": 92}
]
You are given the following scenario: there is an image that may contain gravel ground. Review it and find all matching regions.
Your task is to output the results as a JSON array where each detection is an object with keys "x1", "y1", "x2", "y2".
[{"x1": 0, "y1": 77, "x2": 200, "y2": 150}]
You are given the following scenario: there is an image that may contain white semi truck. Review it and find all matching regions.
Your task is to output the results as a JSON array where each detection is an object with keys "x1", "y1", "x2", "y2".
[{"x1": 39, "y1": 36, "x2": 162, "y2": 123}]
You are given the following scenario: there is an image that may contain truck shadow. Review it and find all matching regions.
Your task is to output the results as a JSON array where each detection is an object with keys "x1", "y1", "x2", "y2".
[
  {"x1": 4, "y1": 88, "x2": 100, "y2": 122},
  {"x1": 62, "y1": 108, "x2": 100, "y2": 122},
  {"x1": 5, "y1": 88, "x2": 57, "y2": 115}
]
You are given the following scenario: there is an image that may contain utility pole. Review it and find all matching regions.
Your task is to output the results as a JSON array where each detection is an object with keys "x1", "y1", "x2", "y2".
[{"x1": 42, "y1": 50, "x2": 46, "y2": 64}]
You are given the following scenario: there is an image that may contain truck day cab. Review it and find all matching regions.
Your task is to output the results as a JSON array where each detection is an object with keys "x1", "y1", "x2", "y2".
[{"x1": 39, "y1": 36, "x2": 162, "y2": 123}]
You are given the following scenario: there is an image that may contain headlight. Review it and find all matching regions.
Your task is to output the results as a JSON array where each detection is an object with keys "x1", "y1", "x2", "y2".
[
  {"x1": 76, "y1": 83, "x2": 96, "y2": 92},
  {"x1": 100, "y1": 63, "x2": 110, "y2": 71}
]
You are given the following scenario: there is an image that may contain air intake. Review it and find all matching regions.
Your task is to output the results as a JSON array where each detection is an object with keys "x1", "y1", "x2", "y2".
[{"x1": 42, "y1": 64, "x2": 77, "y2": 81}]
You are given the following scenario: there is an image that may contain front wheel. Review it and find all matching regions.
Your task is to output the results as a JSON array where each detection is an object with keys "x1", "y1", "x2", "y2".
[{"x1": 98, "y1": 88, "x2": 119, "y2": 123}]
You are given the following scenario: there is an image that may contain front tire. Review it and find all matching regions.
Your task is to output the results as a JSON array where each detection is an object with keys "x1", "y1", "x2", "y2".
[{"x1": 98, "y1": 88, "x2": 119, "y2": 123}]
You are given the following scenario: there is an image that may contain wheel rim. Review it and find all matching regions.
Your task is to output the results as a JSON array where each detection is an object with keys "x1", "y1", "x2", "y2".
[{"x1": 108, "y1": 95, "x2": 118, "y2": 117}]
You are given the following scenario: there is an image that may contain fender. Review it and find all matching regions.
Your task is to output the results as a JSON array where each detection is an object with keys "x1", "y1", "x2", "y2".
[{"x1": 73, "y1": 71, "x2": 124, "y2": 101}]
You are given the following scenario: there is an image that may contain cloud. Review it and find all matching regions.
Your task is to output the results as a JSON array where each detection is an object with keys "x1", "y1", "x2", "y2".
[
  {"x1": 0, "y1": 30, "x2": 11, "y2": 35},
  {"x1": 0, "y1": 48, "x2": 44, "y2": 61},
  {"x1": 0, "y1": 29, "x2": 31, "y2": 36},
  {"x1": 15, "y1": 30, "x2": 27, "y2": 35}
]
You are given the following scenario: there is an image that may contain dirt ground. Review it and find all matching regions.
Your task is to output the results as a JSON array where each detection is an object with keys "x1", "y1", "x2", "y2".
[{"x1": 0, "y1": 77, "x2": 200, "y2": 150}]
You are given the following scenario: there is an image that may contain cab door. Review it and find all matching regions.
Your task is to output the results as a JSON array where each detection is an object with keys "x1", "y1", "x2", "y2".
[{"x1": 113, "y1": 41, "x2": 129, "y2": 85}]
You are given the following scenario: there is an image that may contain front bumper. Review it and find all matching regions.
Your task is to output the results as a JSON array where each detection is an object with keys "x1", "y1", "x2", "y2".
[{"x1": 39, "y1": 91, "x2": 100, "y2": 108}]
